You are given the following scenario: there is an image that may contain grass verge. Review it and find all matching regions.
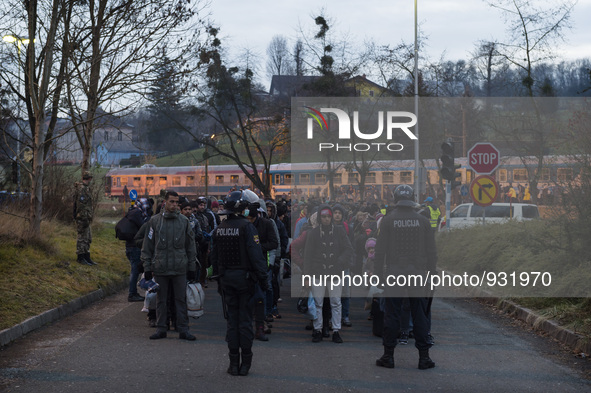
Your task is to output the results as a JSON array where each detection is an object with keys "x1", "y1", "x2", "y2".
[
  {"x1": 0, "y1": 211, "x2": 129, "y2": 331},
  {"x1": 437, "y1": 219, "x2": 591, "y2": 337}
]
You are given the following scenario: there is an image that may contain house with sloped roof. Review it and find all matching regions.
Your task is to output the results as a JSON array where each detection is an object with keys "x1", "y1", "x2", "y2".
[
  {"x1": 269, "y1": 74, "x2": 390, "y2": 98},
  {"x1": 49, "y1": 108, "x2": 151, "y2": 166}
]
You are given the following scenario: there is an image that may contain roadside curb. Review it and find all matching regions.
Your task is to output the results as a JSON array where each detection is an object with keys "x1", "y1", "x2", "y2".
[
  {"x1": 0, "y1": 279, "x2": 127, "y2": 347},
  {"x1": 482, "y1": 297, "x2": 591, "y2": 355}
]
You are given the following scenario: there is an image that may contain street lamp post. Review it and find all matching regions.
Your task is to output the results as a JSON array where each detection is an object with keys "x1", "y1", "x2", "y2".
[
  {"x1": 413, "y1": 0, "x2": 420, "y2": 202},
  {"x1": 3, "y1": 34, "x2": 33, "y2": 194}
]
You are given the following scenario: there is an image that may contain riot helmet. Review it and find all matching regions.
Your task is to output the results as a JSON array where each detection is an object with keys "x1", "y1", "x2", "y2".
[
  {"x1": 393, "y1": 184, "x2": 416, "y2": 207},
  {"x1": 222, "y1": 191, "x2": 248, "y2": 213}
]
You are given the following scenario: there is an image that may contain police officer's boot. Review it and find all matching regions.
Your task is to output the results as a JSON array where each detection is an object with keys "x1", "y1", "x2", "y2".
[
  {"x1": 376, "y1": 346, "x2": 395, "y2": 369},
  {"x1": 227, "y1": 353, "x2": 240, "y2": 376},
  {"x1": 418, "y1": 349, "x2": 435, "y2": 369},
  {"x1": 84, "y1": 252, "x2": 97, "y2": 266},
  {"x1": 77, "y1": 253, "x2": 92, "y2": 266},
  {"x1": 239, "y1": 352, "x2": 253, "y2": 376}
]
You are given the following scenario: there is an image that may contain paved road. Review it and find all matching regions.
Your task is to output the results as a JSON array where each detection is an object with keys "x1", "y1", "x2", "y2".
[{"x1": 1, "y1": 282, "x2": 589, "y2": 393}]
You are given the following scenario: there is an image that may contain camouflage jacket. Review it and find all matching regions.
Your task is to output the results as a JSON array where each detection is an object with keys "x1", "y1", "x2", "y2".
[{"x1": 74, "y1": 183, "x2": 93, "y2": 221}]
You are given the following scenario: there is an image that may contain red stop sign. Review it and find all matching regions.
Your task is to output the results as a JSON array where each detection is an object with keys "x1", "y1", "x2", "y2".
[{"x1": 468, "y1": 143, "x2": 500, "y2": 174}]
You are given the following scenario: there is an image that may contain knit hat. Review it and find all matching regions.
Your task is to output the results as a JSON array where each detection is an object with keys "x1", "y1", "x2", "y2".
[
  {"x1": 211, "y1": 200, "x2": 219, "y2": 208},
  {"x1": 365, "y1": 237, "x2": 377, "y2": 252}
]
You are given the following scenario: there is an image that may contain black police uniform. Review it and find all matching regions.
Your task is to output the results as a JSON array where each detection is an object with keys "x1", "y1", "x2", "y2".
[
  {"x1": 374, "y1": 202, "x2": 437, "y2": 369},
  {"x1": 210, "y1": 213, "x2": 268, "y2": 376}
]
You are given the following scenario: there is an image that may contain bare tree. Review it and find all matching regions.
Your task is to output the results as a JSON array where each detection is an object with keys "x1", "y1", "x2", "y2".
[
  {"x1": 63, "y1": 0, "x2": 209, "y2": 172},
  {"x1": 471, "y1": 41, "x2": 514, "y2": 97},
  {"x1": 486, "y1": 0, "x2": 576, "y2": 97},
  {"x1": 368, "y1": 37, "x2": 424, "y2": 95},
  {"x1": 485, "y1": 0, "x2": 576, "y2": 203},
  {"x1": 0, "y1": 0, "x2": 72, "y2": 238},
  {"x1": 266, "y1": 35, "x2": 293, "y2": 78},
  {"x1": 194, "y1": 29, "x2": 290, "y2": 197}
]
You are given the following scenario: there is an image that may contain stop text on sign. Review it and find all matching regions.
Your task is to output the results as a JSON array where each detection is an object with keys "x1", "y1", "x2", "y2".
[
  {"x1": 470, "y1": 152, "x2": 497, "y2": 166},
  {"x1": 467, "y1": 143, "x2": 500, "y2": 174}
]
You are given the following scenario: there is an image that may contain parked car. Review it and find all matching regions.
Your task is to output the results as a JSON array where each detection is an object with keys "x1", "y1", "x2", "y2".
[{"x1": 442, "y1": 203, "x2": 540, "y2": 229}]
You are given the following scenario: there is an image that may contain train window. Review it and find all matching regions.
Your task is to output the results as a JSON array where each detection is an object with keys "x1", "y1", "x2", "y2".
[
  {"x1": 120, "y1": 177, "x2": 128, "y2": 185},
  {"x1": 348, "y1": 173, "x2": 359, "y2": 184},
  {"x1": 367, "y1": 172, "x2": 376, "y2": 184},
  {"x1": 118, "y1": 131, "x2": 123, "y2": 141},
  {"x1": 400, "y1": 171, "x2": 413, "y2": 184},
  {"x1": 284, "y1": 174, "x2": 292, "y2": 185},
  {"x1": 275, "y1": 174, "x2": 281, "y2": 184},
  {"x1": 104, "y1": 131, "x2": 109, "y2": 141},
  {"x1": 133, "y1": 177, "x2": 141, "y2": 187},
  {"x1": 333, "y1": 173, "x2": 342, "y2": 184},
  {"x1": 116, "y1": 177, "x2": 120, "y2": 187},
  {"x1": 146, "y1": 177, "x2": 154, "y2": 186},
  {"x1": 315, "y1": 173, "x2": 326, "y2": 184},
  {"x1": 498, "y1": 169, "x2": 507, "y2": 182},
  {"x1": 159, "y1": 176, "x2": 167, "y2": 186},
  {"x1": 300, "y1": 174, "x2": 310, "y2": 184},
  {"x1": 172, "y1": 176, "x2": 181, "y2": 186},
  {"x1": 186, "y1": 176, "x2": 195, "y2": 185},
  {"x1": 230, "y1": 175, "x2": 240, "y2": 184},
  {"x1": 537, "y1": 168, "x2": 550, "y2": 181},
  {"x1": 201, "y1": 176, "x2": 207, "y2": 184},
  {"x1": 215, "y1": 175, "x2": 224, "y2": 184},
  {"x1": 557, "y1": 168, "x2": 573, "y2": 182},
  {"x1": 382, "y1": 172, "x2": 394, "y2": 183},
  {"x1": 513, "y1": 169, "x2": 528, "y2": 181}
]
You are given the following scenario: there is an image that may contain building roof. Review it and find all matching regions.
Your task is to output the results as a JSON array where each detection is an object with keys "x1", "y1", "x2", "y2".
[{"x1": 269, "y1": 75, "x2": 320, "y2": 96}]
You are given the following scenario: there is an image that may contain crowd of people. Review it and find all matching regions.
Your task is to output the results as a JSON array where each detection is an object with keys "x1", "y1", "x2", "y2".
[{"x1": 92, "y1": 172, "x2": 439, "y2": 376}]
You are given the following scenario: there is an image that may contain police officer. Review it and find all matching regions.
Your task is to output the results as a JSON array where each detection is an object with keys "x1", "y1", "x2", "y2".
[
  {"x1": 374, "y1": 185, "x2": 437, "y2": 370},
  {"x1": 74, "y1": 171, "x2": 96, "y2": 266},
  {"x1": 210, "y1": 191, "x2": 268, "y2": 376}
]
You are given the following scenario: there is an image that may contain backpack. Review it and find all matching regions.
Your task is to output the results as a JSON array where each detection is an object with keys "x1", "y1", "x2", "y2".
[{"x1": 115, "y1": 210, "x2": 140, "y2": 241}]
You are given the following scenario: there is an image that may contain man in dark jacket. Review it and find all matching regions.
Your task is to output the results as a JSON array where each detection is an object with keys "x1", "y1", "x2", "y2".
[
  {"x1": 374, "y1": 185, "x2": 437, "y2": 370},
  {"x1": 125, "y1": 201, "x2": 149, "y2": 302},
  {"x1": 304, "y1": 204, "x2": 353, "y2": 344},
  {"x1": 211, "y1": 191, "x2": 268, "y2": 376},
  {"x1": 194, "y1": 198, "x2": 211, "y2": 285},
  {"x1": 142, "y1": 191, "x2": 198, "y2": 341}
]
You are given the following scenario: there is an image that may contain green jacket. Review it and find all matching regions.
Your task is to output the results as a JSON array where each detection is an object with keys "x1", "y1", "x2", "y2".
[
  {"x1": 141, "y1": 211, "x2": 197, "y2": 276},
  {"x1": 74, "y1": 183, "x2": 93, "y2": 221}
]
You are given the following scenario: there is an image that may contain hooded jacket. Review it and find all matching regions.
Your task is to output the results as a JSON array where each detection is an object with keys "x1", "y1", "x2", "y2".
[
  {"x1": 141, "y1": 211, "x2": 197, "y2": 276},
  {"x1": 266, "y1": 201, "x2": 289, "y2": 258},
  {"x1": 303, "y1": 204, "x2": 353, "y2": 275}
]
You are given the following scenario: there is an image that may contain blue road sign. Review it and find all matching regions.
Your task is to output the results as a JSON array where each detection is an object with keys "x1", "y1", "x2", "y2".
[
  {"x1": 460, "y1": 184, "x2": 469, "y2": 196},
  {"x1": 129, "y1": 189, "x2": 137, "y2": 201}
]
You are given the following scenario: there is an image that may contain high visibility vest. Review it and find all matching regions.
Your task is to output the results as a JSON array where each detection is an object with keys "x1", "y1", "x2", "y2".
[{"x1": 427, "y1": 205, "x2": 441, "y2": 229}]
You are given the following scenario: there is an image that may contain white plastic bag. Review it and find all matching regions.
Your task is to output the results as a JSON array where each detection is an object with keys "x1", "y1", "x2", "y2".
[{"x1": 186, "y1": 282, "x2": 205, "y2": 318}]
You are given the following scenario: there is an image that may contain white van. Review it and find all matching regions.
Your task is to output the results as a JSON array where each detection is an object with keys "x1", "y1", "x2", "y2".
[{"x1": 445, "y1": 203, "x2": 540, "y2": 229}]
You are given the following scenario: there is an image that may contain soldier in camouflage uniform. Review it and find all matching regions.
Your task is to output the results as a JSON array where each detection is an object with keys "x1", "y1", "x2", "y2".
[{"x1": 74, "y1": 171, "x2": 96, "y2": 266}]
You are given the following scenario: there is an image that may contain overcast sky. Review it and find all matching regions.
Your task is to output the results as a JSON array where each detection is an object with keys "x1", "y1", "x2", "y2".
[{"x1": 210, "y1": 0, "x2": 591, "y2": 85}]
